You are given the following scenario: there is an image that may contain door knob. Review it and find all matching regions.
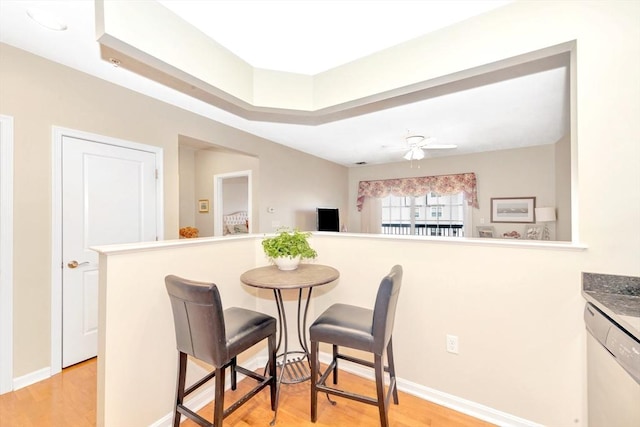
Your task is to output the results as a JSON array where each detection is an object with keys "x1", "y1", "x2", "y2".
[{"x1": 67, "y1": 260, "x2": 90, "y2": 269}]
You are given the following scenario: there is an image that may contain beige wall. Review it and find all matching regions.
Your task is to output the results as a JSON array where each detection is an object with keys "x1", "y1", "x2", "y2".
[
  {"x1": 0, "y1": 43, "x2": 348, "y2": 377},
  {"x1": 96, "y1": 235, "x2": 585, "y2": 427},
  {"x1": 178, "y1": 146, "x2": 196, "y2": 228},
  {"x1": 555, "y1": 134, "x2": 572, "y2": 241},
  {"x1": 192, "y1": 148, "x2": 258, "y2": 237},
  {"x1": 221, "y1": 177, "x2": 249, "y2": 214},
  {"x1": 96, "y1": 238, "x2": 262, "y2": 427},
  {"x1": 1, "y1": 0, "x2": 639, "y2": 424},
  {"x1": 348, "y1": 143, "x2": 568, "y2": 239}
]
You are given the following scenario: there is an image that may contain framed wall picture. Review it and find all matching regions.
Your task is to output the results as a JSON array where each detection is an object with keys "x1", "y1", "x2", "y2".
[
  {"x1": 476, "y1": 226, "x2": 495, "y2": 238},
  {"x1": 198, "y1": 199, "x2": 209, "y2": 213},
  {"x1": 490, "y1": 197, "x2": 536, "y2": 223}
]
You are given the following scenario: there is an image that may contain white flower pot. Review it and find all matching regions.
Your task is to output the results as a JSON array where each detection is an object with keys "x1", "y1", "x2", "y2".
[{"x1": 273, "y1": 256, "x2": 301, "y2": 271}]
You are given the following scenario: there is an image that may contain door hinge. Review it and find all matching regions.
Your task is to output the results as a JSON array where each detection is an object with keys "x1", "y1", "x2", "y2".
[{"x1": 155, "y1": 169, "x2": 158, "y2": 179}]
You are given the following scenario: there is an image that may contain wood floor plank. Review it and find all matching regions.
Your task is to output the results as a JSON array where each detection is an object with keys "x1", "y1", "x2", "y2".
[
  {"x1": 180, "y1": 366, "x2": 495, "y2": 427},
  {"x1": 0, "y1": 358, "x2": 97, "y2": 427},
  {"x1": 0, "y1": 358, "x2": 494, "y2": 426}
]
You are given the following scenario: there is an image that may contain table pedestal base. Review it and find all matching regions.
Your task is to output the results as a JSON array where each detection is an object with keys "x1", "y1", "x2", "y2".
[{"x1": 276, "y1": 350, "x2": 310, "y2": 384}]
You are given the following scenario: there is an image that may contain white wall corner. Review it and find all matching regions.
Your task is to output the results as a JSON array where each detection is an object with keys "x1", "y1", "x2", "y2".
[{"x1": 0, "y1": 114, "x2": 14, "y2": 394}]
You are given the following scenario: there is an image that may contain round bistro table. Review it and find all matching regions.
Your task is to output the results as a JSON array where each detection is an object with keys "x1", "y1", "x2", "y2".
[{"x1": 240, "y1": 264, "x2": 339, "y2": 425}]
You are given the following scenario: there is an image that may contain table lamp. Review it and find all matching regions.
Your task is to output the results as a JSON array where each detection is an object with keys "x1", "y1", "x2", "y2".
[{"x1": 535, "y1": 207, "x2": 556, "y2": 240}]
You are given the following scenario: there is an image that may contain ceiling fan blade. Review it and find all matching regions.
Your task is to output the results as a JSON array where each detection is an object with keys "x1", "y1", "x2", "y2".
[
  {"x1": 423, "y1": 144, "x2": 457, "y2": 150},
  {"x1": 381, "y1": 145, "x2": 409, "y2": 152},
  {"x1": 391, "y1": 133, "x2": 456, "y2": 161}
]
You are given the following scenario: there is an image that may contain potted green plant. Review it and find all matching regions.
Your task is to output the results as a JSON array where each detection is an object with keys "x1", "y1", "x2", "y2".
[{"x1": 262, "y1": 228, "x2": 317, "y2": 270}]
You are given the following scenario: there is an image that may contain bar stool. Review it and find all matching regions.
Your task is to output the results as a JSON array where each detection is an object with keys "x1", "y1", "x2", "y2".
[
  {"x1": 310, "y1": 265, "x2": 403, "y2": 427},
  {"x1": 165, "y1": 275, "x2": 277, "y2": 427}
]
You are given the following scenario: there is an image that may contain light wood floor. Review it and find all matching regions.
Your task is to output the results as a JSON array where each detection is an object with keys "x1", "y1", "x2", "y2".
[
  {"x1": 0, "y1": 358, "x2": 96, "y2": 426},
  {"x1": 0, "y1": 358, "x2": 495, "y2": 427}
]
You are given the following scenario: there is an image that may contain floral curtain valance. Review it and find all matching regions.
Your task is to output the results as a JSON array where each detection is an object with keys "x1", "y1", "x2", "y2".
[{"x1": 356, "y1": 172, "x2": 479, "y2": 212}]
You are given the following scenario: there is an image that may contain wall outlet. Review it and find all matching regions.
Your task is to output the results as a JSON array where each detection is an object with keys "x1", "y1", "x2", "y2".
[{"x1": 446, "y1": 334, "x2": 459, "y2": 354}]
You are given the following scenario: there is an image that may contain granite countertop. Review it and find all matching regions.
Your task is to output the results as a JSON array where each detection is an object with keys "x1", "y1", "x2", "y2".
[{"x1": 582, "y1": 272, "x2": 640, "y2": 341}]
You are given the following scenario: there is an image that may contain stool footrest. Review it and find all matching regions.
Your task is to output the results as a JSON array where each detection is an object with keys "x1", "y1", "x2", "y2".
[
  {"x1": 336, "y1": 353, "x2": 392, "y2": 373},
  {"x1": 224, "y1": 370, "x2": 273, "y2": 419},
  {"x1": 316, "y1": 359, "x2": 397, "y2": 408}
]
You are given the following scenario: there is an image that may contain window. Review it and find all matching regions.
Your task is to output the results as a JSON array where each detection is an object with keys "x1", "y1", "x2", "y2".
[{"x1": 381, "y1": 192, "x2": 466, "y2": 237}]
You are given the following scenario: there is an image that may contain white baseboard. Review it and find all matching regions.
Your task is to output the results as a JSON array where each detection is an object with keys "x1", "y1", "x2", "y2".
[
  {"x1": 13, "y1": 353, "x2": 542, "y2": 427},
  {"x1": 153, "y1": 351, "x2": 542, "y2": 427},
  {"x1": 13, "y1": 366, "x2": 51, "y2": 391},
  {"x1": 316, "y1": 353, "x2": 543, "y2": 427}
]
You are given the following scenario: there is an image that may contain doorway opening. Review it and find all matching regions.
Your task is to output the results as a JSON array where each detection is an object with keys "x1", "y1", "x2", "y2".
[
  {"x1": 178, "y1": 136, "x2": 258, "y2": 237},
  {"x1": 214, "y1": 171, "x2": 252, "y2": 236}
]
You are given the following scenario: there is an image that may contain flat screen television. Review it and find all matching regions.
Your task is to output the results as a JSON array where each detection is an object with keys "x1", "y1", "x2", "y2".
[{"x1": 317, "y1": 208, "x2": 340, "y2": 232}]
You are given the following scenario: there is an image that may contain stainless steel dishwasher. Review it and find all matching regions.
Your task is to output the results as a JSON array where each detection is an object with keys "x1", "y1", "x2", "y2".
[{"x1": 584, "y1": 302, "x2": 640, "y2": 427}]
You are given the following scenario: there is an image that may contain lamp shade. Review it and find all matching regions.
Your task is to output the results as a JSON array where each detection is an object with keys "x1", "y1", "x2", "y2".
[{"x1": 535, "y1": 207, "x2": 556, "y2": 222}]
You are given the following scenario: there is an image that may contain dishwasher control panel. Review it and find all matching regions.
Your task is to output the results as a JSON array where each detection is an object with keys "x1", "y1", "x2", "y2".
[
  {"x1": 606, "y1": 326, "x2": 640, "y2": 383},
  {"x1": 585, "y1": 303, "x2": 640, "y2": 384}
]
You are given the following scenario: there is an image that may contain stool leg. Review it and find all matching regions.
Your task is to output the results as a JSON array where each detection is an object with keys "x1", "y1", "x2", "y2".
[
  {"x1": 386, "y1": 338, "x2": 399, "y2": 404},
  {"x1": 213, "y1": 366, "x2": 226, "y2": 427},
  {"x1": 332, "y1": 344, "x2": 338, "y2": 385},
  {"x1": 231, "y1": 356, "x2": 237, "y2": 390},
  {"x1": 173, "y1": 352, "x2": 187, "y2": 427},
  {"x1": 310, "y1": 340, "x2": 319, "y2": 422},
  {"x1": 268, "y1": 333, "x2": 277, "y2": 411},
  {"x1": 374, "y1": 354, "x2": 389, "y2": 427}
]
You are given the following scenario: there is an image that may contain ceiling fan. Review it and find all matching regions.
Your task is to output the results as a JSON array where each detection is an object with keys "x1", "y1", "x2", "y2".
[{"x1": 400, "y1": 134, "x2": 457, "y2": 160}]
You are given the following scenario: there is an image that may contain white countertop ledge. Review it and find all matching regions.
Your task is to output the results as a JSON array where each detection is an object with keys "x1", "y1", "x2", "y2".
[{"x1": 91, "y1": 232, "x2": 587, "y2": 255}]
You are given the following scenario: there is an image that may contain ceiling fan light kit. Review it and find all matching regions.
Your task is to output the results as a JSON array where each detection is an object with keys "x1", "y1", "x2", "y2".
[
  {"x1": 403, "y1": 147, "x2": 425, "y2": 161},
  {"x1": 404, "y1": 134, "x2": 425, "y2": 161},
  {"x1": 402, "y1": 133, "x2": 457, "y2": 161},
  {"x1": 406, "y1": 135, "x2": 425, "y2": 145}
]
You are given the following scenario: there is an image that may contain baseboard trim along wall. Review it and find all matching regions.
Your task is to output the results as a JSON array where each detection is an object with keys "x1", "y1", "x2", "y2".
[
  {"x1": 397, "y1": 381, "x2": 544, "y2": 427},
  {"x1": 318, "y1": 353, "x2": 545, "y2": 427},
  {"x1": 13, "y1": 367, "x2": 51, "y2": 391},
  {"x1": 150, "y1": 352, "x2": 542, "y2": 427},
  {"x1": 316, "y1": 353, "x2": 544, "y2": 427}
]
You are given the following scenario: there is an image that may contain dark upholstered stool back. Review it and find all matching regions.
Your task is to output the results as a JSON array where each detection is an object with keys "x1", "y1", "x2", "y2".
[
  {"x1": 165, "y1": 275, "x2": 277, "y2": 427},
  {"x1": 165, "y1": 275, "x2": 228, "y2": 367},
  {"x1": 372, "y1": 265, "x2": 403, "y2": 355}
]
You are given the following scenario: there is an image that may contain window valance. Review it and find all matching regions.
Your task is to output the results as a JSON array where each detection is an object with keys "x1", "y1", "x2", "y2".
[{"x1": 356, "y1": 172, "x2": 479, "y2": 212}]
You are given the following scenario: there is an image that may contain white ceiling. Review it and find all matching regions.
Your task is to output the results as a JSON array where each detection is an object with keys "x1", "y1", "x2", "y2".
[
  {"x1": 0, "y1": 0, "x2": 569, "y2": 167},
  {"x1": 157, "y1": 0, "x2": 512, "y2": 75}
]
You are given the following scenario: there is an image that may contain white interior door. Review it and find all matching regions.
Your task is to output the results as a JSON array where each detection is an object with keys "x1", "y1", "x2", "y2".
[{"x1": 62, "y1": 135, "x2": 158, "y2": 367}]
